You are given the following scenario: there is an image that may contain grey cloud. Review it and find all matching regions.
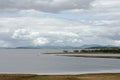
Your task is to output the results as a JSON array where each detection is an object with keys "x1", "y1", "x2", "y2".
[
  {"x1": 0, "y1": 16, "x2": 120, "y2": 47},
  {"x1": 0, "y1": 0, "x2": 94, "y2": 13},
  {"x1": 100, "y1": 31, "x2": 120, "y2": 40}
]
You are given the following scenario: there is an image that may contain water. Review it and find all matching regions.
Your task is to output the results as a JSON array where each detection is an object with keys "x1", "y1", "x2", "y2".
[{"x1": 0, "y1": 49, "x2": 120, "y2": 75}]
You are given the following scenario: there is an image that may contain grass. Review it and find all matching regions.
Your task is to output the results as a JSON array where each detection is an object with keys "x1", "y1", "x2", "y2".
[{"x1": 0, "y1": 73, "x2": 120, "y2": 80}]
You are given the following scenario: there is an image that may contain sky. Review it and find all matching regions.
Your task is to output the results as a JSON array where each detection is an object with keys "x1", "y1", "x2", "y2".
[{"x1": 0, "y1": 0, "x2": 120, "y2": 47}]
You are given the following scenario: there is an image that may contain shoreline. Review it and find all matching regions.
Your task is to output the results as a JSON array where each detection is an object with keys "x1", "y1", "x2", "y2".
[
  {"x1": 0, "y1": 73, "x2": 120, "y2": 80},
  {"x1": 0, "y1": 72, "x2": 120, "y2": 75},
  {"x1": 59, "y1": 55, "x2": 120, "y2": 59},
  {"x1": 0, "y1": 70, "x2": 120, "y2": 75},
  {"x1": 44, "y1": 52, "x2": 120, "y2": 54},
  {"x1": 44, "y1": 52, "x2": 120, "y2": 59}
]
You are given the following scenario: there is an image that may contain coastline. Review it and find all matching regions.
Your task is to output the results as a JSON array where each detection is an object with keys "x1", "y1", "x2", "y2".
[
  {"x1": 0, "y1": 69, "x2": 120, "y2": 75},
  {"x1": 44, "y1": 52, "x2": 120, "y2": 54},
  {"x1": 0, "y1": 73, "x2": 120, "y2": 80},
  {"x1": 44, "y1": 52, "x2": 120, "y2": 59},
  {"x1": 59, "y1": 55, "x2": 120, "y2": 59}
]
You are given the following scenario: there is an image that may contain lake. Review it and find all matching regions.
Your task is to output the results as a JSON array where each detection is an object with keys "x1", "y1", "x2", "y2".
[{"x1": 0, "y1": 49, "x2": 120, "y2": 75}]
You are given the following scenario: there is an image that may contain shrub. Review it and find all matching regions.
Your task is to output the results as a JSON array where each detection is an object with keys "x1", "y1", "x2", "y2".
[
  {"x1": 63, "y1": 50, "x2": 68, "y2": 53},
  {"x1": 73, "y1": 50, "x2": 79, "y2": 53}
]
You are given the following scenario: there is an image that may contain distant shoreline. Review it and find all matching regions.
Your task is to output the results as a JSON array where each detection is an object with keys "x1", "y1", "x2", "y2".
[
  {"x1": 44, "y1": 52, "x2": 120, "y2": 54},
  {"x1": 44, "y1": 52, "x2": 120, "y2": 59},
  {"x1": 60, "y1": 55, "x2": 120, "y2": 59},
  {"x1": 44, "y1": 48, "x2": 120, "y2": 54}
]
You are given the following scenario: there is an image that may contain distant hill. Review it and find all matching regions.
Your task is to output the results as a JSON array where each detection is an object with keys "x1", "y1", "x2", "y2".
[
  {"x1": 80, "y1": 44, "x2": 102, "y2": 48},
  {"x1": 15, "y1": 46, "x2": 82, "y2": 49},
  {"x1": 86, "y1": 46, "x2": 120, "y2": 49},
  {"x1": 79, "y1": 44, "x2": 120, "y2": 49},
  {"x1": 0, "y1": 44, "x2": 120, "y2": 49}
]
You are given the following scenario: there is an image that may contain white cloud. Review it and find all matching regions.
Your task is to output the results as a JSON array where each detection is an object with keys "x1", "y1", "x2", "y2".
[
  {"x1": 12, "y1": 29, "x2": 39, "y2": 40},
  {"x1": 114, "y1": 40, "x2": 120, "y2": 46},
  {"x1": 33, "y1": 37, "x2": 49, "y2": 46},
  {"x1": 48, "y1": 31, "x2": 79, "y2": 37},
  {"x1": 0, "y1": 15, "x2": 119, "y2": 47},
  {"x1": 0, "y1": 40, "x2": 9, "y2": 47}
]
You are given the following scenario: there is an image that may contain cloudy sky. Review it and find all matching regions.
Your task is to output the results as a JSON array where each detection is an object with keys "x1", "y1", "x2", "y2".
[{"x1": 0, "y1": 0, "x2": 120, "y2": 47}]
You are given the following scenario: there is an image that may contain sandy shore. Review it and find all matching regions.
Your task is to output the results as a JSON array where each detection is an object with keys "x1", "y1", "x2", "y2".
[
  {"x1": 59, "y1": 55, "x2": 120, "y2": 59},
  {"x1": 0, "y1": 73, "x2": 120, "y2": 80},
  {"x1": 44, "y1": 52, "x2": 120, "y2": 59},
  {"x1": 44, "y1": 52, "x2": 120, "y2": 54}
]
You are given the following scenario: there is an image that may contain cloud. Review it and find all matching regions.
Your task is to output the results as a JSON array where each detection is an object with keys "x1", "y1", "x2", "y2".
[
  {"x1": 114, "y1": 40, "x2": 120, "y2": 46},
  {"x1": 0, "y1": 0, "x2": 120, "y2": 47},
  {"x1": 33, "y1": 37, "x2": 49, "y2": 46},
  {"x1": 12, "y1": 29, "x2": 39, "y2": 40},
  {"x1": 0, "y1": 40, "x2": 9, "y2": 47},
  {"x1": 0, "y1": 0, "x2": 94, "y2": 13},
  {"x1": 48, "y1": 31, "x2": 79, "y2": 37},
  {"x1": 0, "y1": 15, "x2": 120, "y2": 47},
  {"x1": 62, "y1": 0, "x2": 120, "y2": 20}
]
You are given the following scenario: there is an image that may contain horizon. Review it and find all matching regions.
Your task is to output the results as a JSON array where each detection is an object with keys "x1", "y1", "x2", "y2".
[{"x1": 0, "y1": 44, "x2": 120, "y2": 49}]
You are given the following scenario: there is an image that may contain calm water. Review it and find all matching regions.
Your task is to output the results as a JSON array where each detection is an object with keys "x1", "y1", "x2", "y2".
[{"x1": 0, "y1": 49, "x2": 120, "y2": 75}]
